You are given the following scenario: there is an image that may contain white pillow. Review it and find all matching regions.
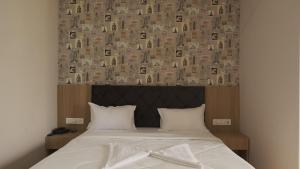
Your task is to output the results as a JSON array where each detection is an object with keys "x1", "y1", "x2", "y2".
[
  {"x1": 88, "y1": 102, "x2": 136, "y2": 130},
  {"x1": 158, "y1": 105, "x2": 207, "y2": 131}
]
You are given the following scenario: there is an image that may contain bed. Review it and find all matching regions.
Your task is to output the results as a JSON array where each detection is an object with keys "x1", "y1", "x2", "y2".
[
  {"x1": 31, "y1": 85, "x2": 254, "y2": 169},
  {"x1": 32, "y1": 129, "x2": 253, "y2": 169}
]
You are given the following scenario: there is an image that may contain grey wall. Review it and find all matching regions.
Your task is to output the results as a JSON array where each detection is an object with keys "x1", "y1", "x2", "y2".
[
  {"x1": 240, "y1": 0, "x2": 299, "y2": 168},
  {"x1": 0, "y1": 0, "x2": 58, "y2": 168}
]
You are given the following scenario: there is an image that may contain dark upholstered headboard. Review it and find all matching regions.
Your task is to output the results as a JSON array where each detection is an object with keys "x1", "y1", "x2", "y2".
[{"x1": 91, "y1": 85, "x2": 205, "y2": 127}]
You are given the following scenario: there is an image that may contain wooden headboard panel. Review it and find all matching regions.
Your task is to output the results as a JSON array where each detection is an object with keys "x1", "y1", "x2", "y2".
[
  {"x1": 57, "y1": 85, "x2": 91, "y2": 132},
  {"x1": 205, "y1": 86, "x2": 240, "y2": 132},
  {"x1": 57, "y1": 85, "x2": 240, "y2": 132}
]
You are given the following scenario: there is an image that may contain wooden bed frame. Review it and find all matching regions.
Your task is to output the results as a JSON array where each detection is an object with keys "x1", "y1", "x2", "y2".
[{"x1": 57, "y1": 85, "x2": 240, "y2": 133}]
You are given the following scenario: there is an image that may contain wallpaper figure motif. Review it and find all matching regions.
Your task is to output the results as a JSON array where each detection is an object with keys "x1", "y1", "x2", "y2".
[{"x1": 58, "y1": 0, "x2": 240, "y2": 86}]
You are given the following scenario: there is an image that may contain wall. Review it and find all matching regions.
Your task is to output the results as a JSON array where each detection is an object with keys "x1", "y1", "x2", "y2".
[
  {"x1": 0, "y1": 0, "x2": 58, "y2": 168},
  {"x1": 58, "y1": 0, "x2": 240, "y2": 86},
  {"x1": 240, "y1": 0, "x2": 299, "y2": 169}
]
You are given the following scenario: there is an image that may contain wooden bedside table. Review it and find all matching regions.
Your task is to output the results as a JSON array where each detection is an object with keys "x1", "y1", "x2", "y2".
[
  {"x1": 213, "y1": 132, "x2": 249, "y2": 161},
  {"x1": 45, "y1": 132, "x2": 81, "y2": 153}
]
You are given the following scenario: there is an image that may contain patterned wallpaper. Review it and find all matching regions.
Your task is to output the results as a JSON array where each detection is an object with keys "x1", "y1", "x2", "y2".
[{"x1": 58, "y1": 0, "x2": 240, "y2": 86}]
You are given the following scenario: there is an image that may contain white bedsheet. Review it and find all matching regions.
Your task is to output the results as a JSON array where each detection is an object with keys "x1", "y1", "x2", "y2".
[{"x1": 31, "y1": 129, "x2": 255, "y2": 169}]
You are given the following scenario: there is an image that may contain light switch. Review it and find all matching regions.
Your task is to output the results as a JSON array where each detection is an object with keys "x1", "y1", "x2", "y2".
[
  {"x1": 212, "y1": 119, "x2": 231, "y2": 126},
  {"x1": 66, "y1": 118, "x2": 84, "y2": 125}
]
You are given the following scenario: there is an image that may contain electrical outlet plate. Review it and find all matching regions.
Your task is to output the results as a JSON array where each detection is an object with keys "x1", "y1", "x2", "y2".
[
  {"x1": 212, "y1": 119, "x2": 232, "y2": 126},
  {"x1": 66, "y1": 118, "x2": 84, "y2": 125}
]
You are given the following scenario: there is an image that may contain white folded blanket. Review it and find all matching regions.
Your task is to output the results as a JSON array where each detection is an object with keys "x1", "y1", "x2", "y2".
[
  {"x1": 103, "y1": 143, "x2": 202, "y2": 169},
  {"x1": 103, "y1": 143, "x2": 150, "y2": 169},
  {"x1": 150, "y1": 144, "x2": 201, "y2": 168}
]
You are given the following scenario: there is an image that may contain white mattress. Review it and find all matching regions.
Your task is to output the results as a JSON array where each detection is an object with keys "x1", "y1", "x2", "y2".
[{"x1": 32, "y1": 129, "x2": 254, "y2": 169}]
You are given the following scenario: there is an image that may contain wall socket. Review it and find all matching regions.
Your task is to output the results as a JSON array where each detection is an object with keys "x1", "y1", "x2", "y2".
[
  {"x1": 212, "y1": 119, "x2": 232, "y2": 126},
  {"x1": 66, "y1": 118, "x2": 84, "y2": 125}
]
